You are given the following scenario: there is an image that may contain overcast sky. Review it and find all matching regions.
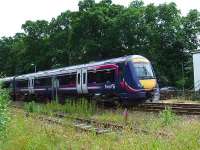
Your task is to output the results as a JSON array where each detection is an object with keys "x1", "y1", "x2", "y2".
[{"x1": 0, "y1": 0, "x2": 199, "y2": 37}]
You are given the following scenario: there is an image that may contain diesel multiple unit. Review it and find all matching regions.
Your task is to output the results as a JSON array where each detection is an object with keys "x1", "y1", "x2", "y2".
[{"x1": 0, "y1": 55, "x2": 160, "y2": 104}]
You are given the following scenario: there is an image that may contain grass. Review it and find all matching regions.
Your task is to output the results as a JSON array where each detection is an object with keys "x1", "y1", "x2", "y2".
[
  {"x1": 162, "y1": 99, "x2": 200, "y2": 104},
  {"x1": 1, "y1": 107, "x2": 200, "y2": 150},
  {"x1": 159, "y1": 107, "x2": 176, "y2": 126},
  {"x1": 0, "y1": 96, "x2": 200, "y2": 149},
  {"x1": 24, "y1": 98, "x2": 96, "y2": 117},
  {"x1": 164, "y1": 92, "x2": 200, "y2": 102}
]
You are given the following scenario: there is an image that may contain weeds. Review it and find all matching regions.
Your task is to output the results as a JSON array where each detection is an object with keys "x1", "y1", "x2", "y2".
[
  {"x1": 160, "y1": 107, "x2": 176, "y2": 126},
  {"x1": 2, "y1": 107, "x2": 200, "y2": 150},
  {"x1": 24, "y1": 98, "x2": 96, "y2": 117},
  {"x1": 24, "y1": 101, "x2": 39, "y2": 113},
  {"x1": 64, "y1": 98, "x2": 96, "y2": 116},
  {"x1": 3, "y1": 97, "x2": 200, "y2": 149}
]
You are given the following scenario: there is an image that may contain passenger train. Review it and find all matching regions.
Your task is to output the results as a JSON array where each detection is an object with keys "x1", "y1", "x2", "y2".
[{"x1": 0, "y1": 55, "x2": 160, "y2": 104}]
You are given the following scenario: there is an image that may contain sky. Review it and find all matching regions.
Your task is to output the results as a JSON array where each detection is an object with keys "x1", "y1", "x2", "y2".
[{"x1": 0, "y1": 0, "x2": 199, "y2": 37}]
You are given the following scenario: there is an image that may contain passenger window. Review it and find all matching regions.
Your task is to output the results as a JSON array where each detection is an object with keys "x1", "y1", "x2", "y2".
[
  {"x1": 88, "y1": 69, "x2": 115, "y2": 84},
  {"x1": 88, "y1": 71, "x2": 96, "y2": 84},
  {"x1": 83, "y1": 73, "x2": 86, "y2": 84},
  {"x1": 34, "y1": 77, "x2": 51, "y2": 87},
  {"x1": 103, "y1": 69, "x2": 115, "y2": 83},
  {"x1": 16, "y1": 80, "x2": 28, "y2": 88},
  {"x1": 78, "y1": 74, "x2": 80, "y2": 84},
  {"x1": 57, "y1": 73, "x2": 76, "y2": 86}
]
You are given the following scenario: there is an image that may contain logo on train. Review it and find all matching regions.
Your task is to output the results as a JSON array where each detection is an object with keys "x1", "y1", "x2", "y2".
[{"x1": 105, "y1": 84, "x2": 115, "y2": 89}]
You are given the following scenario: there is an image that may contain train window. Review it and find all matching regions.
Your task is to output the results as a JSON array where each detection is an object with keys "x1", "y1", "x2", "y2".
[
  {"x1": 88, "y1": 69, "x2": 115, "y2": 84},
  {"x1": 78, "y1": 74, "x2": 80, "y2": 84},
  {"x1": 34, "y1": 77, "x2": 51, "y2": 87},
  {"x1": 83, "y1": 73, "x2": 86, "y2": 84},
  {"x1": 57, "y1": 73, "x2": 76, "y2": 86},
  {"x1": 104, "y1": 69, "x2": 115, "y2": 83},
  {"x1": 16, "y1": 80, "x2": 28, "y2": 88},
  {"x1": 88, "y1": 71, "x2": 96, "y2": 84}
]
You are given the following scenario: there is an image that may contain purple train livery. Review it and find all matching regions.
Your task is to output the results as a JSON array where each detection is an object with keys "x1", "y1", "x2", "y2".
[{"x1": 0, "y1": 55, "x2": 160, "y2": 104}]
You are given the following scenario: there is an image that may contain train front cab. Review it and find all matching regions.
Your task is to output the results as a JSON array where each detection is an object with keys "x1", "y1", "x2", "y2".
[
  {"x1": 132, "y1": 57, "x2": 160, "y2": 102},
  {"x1": 118, "y1": 56, "x2": 159, "y2": 104}
]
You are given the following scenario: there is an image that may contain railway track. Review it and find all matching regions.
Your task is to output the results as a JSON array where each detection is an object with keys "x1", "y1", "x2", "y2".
[
  {"x1": 37, "y1": 113, "x2": 151, "y2": 135},
  {"x1": 56, "y1": 112, "x2": 124, "y2": 134},
  {"x1": 11, "y1": 103, "x2": 151, "y2": 135},
  {"x1": 11, "y1": 100, "x2": 200, "y2": 116},
  {"x1": 11, "y1": 101, "x2": 188, "y2": 136},
  {"x1": 11, "y1": 104, "x2": 124, "y2": 134},
  {"x1": 134, "y1": 102, "x2": 200, "y2": 115}
]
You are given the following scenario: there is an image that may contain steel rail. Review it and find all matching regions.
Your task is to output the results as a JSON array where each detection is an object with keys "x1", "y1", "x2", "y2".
[{"x1": 134, "y1": 102, "x2": 200, "y2": 115}]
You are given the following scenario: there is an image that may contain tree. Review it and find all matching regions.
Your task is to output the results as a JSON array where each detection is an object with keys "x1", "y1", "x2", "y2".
[
  {"x1": 0, "y1": 0, "x2": 200, "y2": 89},
  {"x1": 21, "y1": 20, "x2": 51, "y2": 72},
  {"x1": 49, "y1": 11, "x2": 72, "y2": 67},
  {"x1": 78, "y1": 0, "x2": 95, "y2": 11},
  {"x1": 129, "y1": 0, "x2": 144, "y2": 8}
]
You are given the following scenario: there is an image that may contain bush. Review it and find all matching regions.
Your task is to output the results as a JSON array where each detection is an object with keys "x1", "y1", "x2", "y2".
[{"x1": 0, "y1": 86, "x2": 10, "y2": 138}]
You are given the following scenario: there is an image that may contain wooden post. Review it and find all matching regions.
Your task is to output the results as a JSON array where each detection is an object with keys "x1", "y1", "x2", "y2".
[{"x1": 123, "y1": 108, "x2": 128, "y2": 125}]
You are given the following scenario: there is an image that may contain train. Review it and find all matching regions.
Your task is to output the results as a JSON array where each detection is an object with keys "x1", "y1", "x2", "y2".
[{"x1": 0, "y1": 55, "x2": 160, "y2": 104}]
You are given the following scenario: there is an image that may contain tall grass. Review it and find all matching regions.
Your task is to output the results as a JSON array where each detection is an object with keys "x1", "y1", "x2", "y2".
[
  {"x1": 159, "y1": 107, "x2": 176, "y2": 126},
  {"x1": 2, "y1": 106, "x2": 200, "y2": 150},
  {"x1": 24, "y1": 98, "x2": 96, "y2": 117},
  {"x1": 64, "y1": 98, "x2": 96, "y2": 116}
]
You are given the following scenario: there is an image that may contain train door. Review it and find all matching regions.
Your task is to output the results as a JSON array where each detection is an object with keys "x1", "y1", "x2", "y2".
[
  {"x1": 77, "y1": 70, "x2": 82, "y2": 94},
  {"x1": 28, "y1": 77, "x2": 34, "y2": 94},
  {"x1": 52, "y1": 77, "x2": 59, "y2": 101},
  {"x1": 82, "y1": 68, "x2": 88, "y2": 94}
]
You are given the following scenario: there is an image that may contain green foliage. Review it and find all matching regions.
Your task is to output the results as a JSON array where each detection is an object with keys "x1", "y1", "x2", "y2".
[
  {"x1": 24, "y1": 98, "x2": 96, "y2": 117},
  {"x1": 176, "y1": 78, "x2": 186, "y2": 89},
  {"x1": 159, "y1": 107, "x2": 176, "y2": 126},
  {"x1": 24, "y1": 101, "x2": 41, "y2": 113},
  {"x1": 78, "y1": 0, "x2": 95, "y2": 11},
  {"x1": 0, "y1": 0, "x2": 200, "y2": 88},
  {"x1": 189, "y1": 92, "x2": 200, "y2": 101},
  {"x1": 2, "y1": 107, "x2": 200, "y2": 149},
  {"x1": 0, "y1": 86, "x2": 10, "y2": 138},
  {"x1": 64, "y1": 98, "x2": 96, "y2": 116},
  {"x1": 129, "y1": 0, "x2": 144, "y2": 8}
]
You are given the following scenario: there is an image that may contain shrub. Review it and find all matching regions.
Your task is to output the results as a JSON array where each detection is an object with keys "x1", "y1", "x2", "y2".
[{"x1": 0, "y1": 86, "x2": 10, "y2": 138}]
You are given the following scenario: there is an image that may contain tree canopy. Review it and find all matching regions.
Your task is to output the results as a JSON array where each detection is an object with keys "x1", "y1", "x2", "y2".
[{"x1": 0, "y1": 0, "x2": 200, "y2": 88}]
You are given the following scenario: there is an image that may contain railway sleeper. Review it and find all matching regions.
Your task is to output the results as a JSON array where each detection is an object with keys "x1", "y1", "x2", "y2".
[{"x1": 74, "y1": 122, "x2": 111, "y2": 134}]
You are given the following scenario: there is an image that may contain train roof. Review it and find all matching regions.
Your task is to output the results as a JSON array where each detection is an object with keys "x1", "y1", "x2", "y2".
[{"x1": 0, "y1": 55, "x2": 149, "y2": 81}]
